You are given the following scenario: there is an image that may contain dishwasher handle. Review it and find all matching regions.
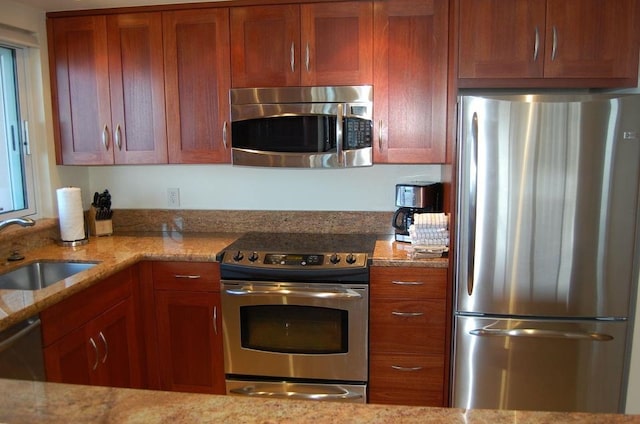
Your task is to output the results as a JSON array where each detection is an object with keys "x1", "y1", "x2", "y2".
[{"x1": 0, "y1": 318, "x2": 41, "y2": 354}]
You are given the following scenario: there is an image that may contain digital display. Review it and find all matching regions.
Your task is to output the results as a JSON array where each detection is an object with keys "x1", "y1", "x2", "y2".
[{"x1": 264, "y1": 254, "x2": 324, "y2": 266}]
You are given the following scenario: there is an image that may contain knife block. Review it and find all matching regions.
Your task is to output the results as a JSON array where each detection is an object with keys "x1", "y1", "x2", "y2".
[{"x1": 88, "y1": 206, "x2": 113, "y2": 237}]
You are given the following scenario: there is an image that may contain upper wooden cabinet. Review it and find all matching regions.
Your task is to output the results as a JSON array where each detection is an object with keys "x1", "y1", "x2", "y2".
[
  {"x1": 373, "y1": 0, "x2": 448, "y2": 164},
  {"x1": 163, "y1": 9, "x2": 231, "y2": 163},
  {"x1": 230, "y1": 2, "x2": 373, "y2": 87},
  {"x1": 48, "y1": 14, "x2": 168, "y2": 165},
  {"x1": 458, "y1": 0, "x2": 640, "y2": 88}
]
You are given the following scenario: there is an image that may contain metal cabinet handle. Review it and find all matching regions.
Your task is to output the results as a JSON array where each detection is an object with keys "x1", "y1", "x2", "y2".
[
  {"x1": 470, "y1": 328, "x2": 614, "y2": 341},
  {"x1": 305, "y1": 42, "x2": 310, "y2": 72},
  {"x1": 290, "y1": 42, "x2": 295, "y2": 72},
  {"x1": 391, "y1": 365, "x2": 423, "y2": 372},
  {"x1": 551, "y1": 25, "x2": 558, "y2": 61},
  {"x1": 89, "y1": 337, "x2": 99, "y2": 370},
  {"x1": 392, "y1": 280, "x2": 424, "y2": 286},
  {"x1": 173, "y1": 274, "x2": 201, "y2": 279},
  {"x1": 223, "y1": 121, "x2": 228, "y2": 149},
  {"x1": 102, "y1": 125, "x2": 110, "y2": 150},
  {"x1": 99, "y1": 331, "x2": 108, "y2": 364},
  {"x1": 378, "y1": 120, "x2": 383, "y2": 150},
  {"x1": 533, "y1": 26, "x2": 540, "y2": 61},
  {"x1": 392, "y1": 311, "x2": 424, "y2": 317},
  {"x1": 115, "y1": 124, "x2": 122, "y2": 151},
  {"x1": 213, "y1": 306, "x2": 218, "y2": 336}
]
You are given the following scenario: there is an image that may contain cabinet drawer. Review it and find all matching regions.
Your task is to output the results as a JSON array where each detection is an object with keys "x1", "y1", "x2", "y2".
[
  {"x1": 368, "y1": 352, "x2": 445, "y2": 406},
  {"x1": 152, "y1": 262, "x2": 220, "y2": 292},
  {"x1": 370, "y1": 267, "x2": 446, "y2": 299},
  {"x1": 370, "y1": 299, "x2": 446, "y2": 353}
]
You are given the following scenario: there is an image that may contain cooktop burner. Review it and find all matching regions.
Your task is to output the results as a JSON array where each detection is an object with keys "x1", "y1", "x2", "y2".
[{"x1": 218, "y1": 232, "x2": 377, "y2": 283}]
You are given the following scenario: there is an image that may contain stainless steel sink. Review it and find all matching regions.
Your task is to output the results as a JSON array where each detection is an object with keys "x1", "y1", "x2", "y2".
[{"x1": 0, "y1": 261, "x2": 99, "y2": 291}]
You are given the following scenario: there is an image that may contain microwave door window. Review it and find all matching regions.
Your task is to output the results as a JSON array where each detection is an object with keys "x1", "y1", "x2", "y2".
[{"x1": 232, "y1": 116, "x2": 337, "y2": 153}]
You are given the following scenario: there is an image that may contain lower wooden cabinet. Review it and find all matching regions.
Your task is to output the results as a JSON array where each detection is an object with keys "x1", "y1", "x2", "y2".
[
  {"x1": 41, "y1": 267, "x2": 142, "y2": 388},
  {"x1": 368, "y1": 266, "x2": 448, "y2": 406},
  {"x1": 151, "y1": 261, "x2": 225, "y2": 394}
]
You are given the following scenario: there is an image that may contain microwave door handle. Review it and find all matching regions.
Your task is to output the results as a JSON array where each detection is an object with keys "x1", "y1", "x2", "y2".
[{"x1": 336, "y1": 103, "x2": 343, "y2": 165}]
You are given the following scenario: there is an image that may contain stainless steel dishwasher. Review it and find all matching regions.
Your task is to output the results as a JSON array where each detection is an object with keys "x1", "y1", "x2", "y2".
[{"x1": 0, "y1": 316, "x2": 45, "y2": 381}]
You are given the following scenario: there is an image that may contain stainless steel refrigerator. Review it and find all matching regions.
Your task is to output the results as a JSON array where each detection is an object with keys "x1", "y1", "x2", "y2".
[{"x1": 452, "y1": 93, "x2": 640, "y2": 413}]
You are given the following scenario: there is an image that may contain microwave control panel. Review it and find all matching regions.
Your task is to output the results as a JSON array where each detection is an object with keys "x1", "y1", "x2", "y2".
[{"x1": 344, "y1": 117, "x2": 372, "y2": 148}]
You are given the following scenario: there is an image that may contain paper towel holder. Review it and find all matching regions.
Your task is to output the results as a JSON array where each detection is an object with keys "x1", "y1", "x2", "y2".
[{"x1": 56, "y1": 218, "x2": 89, "y2": 247}]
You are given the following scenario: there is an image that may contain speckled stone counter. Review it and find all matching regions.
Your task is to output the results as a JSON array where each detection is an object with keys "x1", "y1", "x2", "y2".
[
  {"x1": 371, "y1": 236, "x2": 449, "y2": 268},
  {"x1": 0, "y1": 378, "x2": 637, "y2": 423}
]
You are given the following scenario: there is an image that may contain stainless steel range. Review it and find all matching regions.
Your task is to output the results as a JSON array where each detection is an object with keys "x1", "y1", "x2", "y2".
[{"x1": 218, "y1": 232, "x2": 376, "y2": 403}]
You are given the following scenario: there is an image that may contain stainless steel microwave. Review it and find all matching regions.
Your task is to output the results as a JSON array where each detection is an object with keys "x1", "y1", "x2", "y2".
[{"x1": 230, "y1": 86, "x2": 373, "y2": 168}]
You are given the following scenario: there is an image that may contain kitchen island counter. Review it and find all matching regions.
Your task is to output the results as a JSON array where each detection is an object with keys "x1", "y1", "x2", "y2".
[{"x1": 1, "y1": 378, "x2": 638, "y2": 423}]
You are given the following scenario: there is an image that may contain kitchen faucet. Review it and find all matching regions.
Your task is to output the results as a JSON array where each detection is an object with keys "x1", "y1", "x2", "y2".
[{"x1": 0, "y1": 217, "x2": 36, "y2": 232}]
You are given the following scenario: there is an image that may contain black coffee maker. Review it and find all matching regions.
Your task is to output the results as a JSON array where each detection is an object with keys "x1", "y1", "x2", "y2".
[{"x1": 392, "y1": 182, "x2": 443, "y2": 242}]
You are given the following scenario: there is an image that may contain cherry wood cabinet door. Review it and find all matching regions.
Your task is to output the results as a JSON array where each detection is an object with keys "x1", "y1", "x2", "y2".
[
  {"x1": 301, "y1": 2, "x2": 373, "y2": 86},
  {"x1": 543, "y1": 0, "x2": 638, "y2": 80},
  {"x1": 43, "y1": 327, "x2": 93, "y2": 385},
  {"x1": 155, "y1": 290, "x2": 225, "y2": 394},
  {"x1": 373, "y1": 0, "x2": 448, "y2": 163},
  {"x1": 458, "y1": 0, "x2": 546, "y2": 79},
  {"x1": 49, "y1": 16, "x2": 113, "y2": 165},
  {"x1": 163, "y1": 9, "x2": 231, "y2": 163},
  {"x1": 230, "y1": 4, "x2": 300, "y2": 87},
  {"x1": 107, "y1": 13, "x2": 167, "y2": 164}
]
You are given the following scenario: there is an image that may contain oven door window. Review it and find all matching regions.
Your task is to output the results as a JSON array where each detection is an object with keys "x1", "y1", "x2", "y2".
[
  {"x1": 232, "y1": 116, "x2": 337, "y2": 153},
  {"x1": 240, "y1": 305, "x2": 348, "y2": 354}
]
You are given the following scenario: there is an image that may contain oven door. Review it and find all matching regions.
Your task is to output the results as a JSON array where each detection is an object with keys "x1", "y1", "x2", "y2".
[{"x1": 220, "y1": 280, "x2": 368, "y2": 382}]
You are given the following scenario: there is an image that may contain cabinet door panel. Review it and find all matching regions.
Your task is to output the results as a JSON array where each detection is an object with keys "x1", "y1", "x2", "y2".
[
  {"x1": 43, "y1": 327, "x2": 93, "y2": 385},
  {"x1": 155, "y1": 291, "x2": 225, "y2": 394},
  {"x1": 230, "y1": 5, "x2": 300, "y2": 87},
  {"x1": 50, "y1": 16, "x2": 113, "y2": 165},
  {"x1": 544, "y1": 0, "x2": 638, "y2": 79},
  {"x1": 369, "y1": 352, "x2": 444, "y2": 406},
  {"x1": 458, "y1": 0, "x2": 546, "y2": 79},
  {"x1": 164, "y1": 9, "x2": 231, "y2": 163},
  {"x1": 107, "y1": 13, "x2": 167, "y2": 164},
  {"x1": 301, "y1": 2, "x2": 372, "y2": 86},
  {"x1": 373, "y1": 0, "x2": 447, "y2": 163}
]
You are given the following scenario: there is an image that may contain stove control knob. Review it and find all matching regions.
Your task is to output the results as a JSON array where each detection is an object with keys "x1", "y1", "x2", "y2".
[
  {"x1": 346, "y1": 253, "x2": 357, "y2": 264},
  {"x1": 232, "y1": 251, "x2": 244, "y2": 262},
  {"x1": 329, "y1": 253, "x2": 341, "y2": 264},
  {"x1": 249, "y1": 251, "x2": 259, "y2": 262}
]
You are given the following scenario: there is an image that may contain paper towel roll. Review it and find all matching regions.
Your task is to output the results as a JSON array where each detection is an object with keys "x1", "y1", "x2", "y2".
[{"x1": 57, "y1": 187, "x2": 85, "y2": 241}]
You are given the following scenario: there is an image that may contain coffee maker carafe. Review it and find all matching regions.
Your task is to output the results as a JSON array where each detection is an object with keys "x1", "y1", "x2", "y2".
[{"x1": 393, "y1": 182, "x2": 443, "y2": 242}]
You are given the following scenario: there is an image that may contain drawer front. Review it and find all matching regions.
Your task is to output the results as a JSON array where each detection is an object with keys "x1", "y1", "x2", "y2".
[
  {"x1": 368, "y1": 352, "x2": 445, "y2": 407},
  {"x1": 152, "y1": 262, "x2": 220, "y2": 292},
  {"x1": 370, "y1": 267, "x2": 447, "y2": 299},
  {"x1": 369, "y1": 299, "x2": 446, "y2": 353}
]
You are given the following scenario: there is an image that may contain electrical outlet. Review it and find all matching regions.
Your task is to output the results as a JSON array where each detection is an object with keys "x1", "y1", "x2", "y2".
[{"x1": 167, "y1": 188, "x2": 180, "y2": 208}]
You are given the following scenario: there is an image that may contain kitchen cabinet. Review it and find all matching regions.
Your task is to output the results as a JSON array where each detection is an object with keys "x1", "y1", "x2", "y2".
[
  {"x1": 48, "y1": 13, "x2": 167, "y2": 165},
  {"x1": 41, "y1": 267, "x2": 143, "y2": 388},
  {"x1": 373, "y1": 0, "x2": 448, "y2": 163},
  {"x1": 458, "y1": 0, "x2": 640, "y2": 88},
  {"x1": 368, "y1": 266, "x2": 447, "y2": 406},
  {"x1": 152, "y1": 261, "x2": 225, "y2": 394},
  {"x1": 163, "y1": 9, "x2": 231, "y2": 163},
  {"x1": 230, "y1": 2, "x2": 372, "y2": 87}
]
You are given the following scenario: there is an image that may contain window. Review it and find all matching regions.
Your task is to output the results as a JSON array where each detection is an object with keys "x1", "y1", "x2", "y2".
[{"x1": 0, "y1": 43, "x2": 35, "y2": 219}]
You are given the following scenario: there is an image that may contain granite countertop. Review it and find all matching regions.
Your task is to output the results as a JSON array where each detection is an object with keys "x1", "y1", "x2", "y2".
[
  {"x1": 1, "y1": 378, "x2": 638, "y2": 423},
  {"x1": 0, "y1": 231, "x2": 445, "y2": 331}
]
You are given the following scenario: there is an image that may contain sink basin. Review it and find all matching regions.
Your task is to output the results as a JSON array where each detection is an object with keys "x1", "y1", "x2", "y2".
[{"x1": 0, "y1": 261, "x2": 99, "y2": 291}]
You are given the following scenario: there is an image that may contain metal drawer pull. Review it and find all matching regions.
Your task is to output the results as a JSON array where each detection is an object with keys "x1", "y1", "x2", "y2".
[
  {"x1": 290, "y1": 42, "x2": 295, "y2": 72},
  {"x1": 551, "y1": 25, "x2": 558, "y2": 61},
  {"x1": 391, "y1": 365, "x2": 423, "y2": 372},
  {"x1": 392, "y1": 311, "x2": 424, "y2": 317},
  {"x1": 391, "y1": 280, "x2": 424, "y2": 286},
  {"x1": 173, "y1": 274, "x2": 201, "y2": 279},
  {"x1": 533, "y1": 26, "x2": 540, "y2": 61},
  {"x1": 99, "y1": 331, "x2": 108, "y2": 364},
  {"x1": 102, "y1": 125, "x2": 110, "y2": 150},
  {"x1": 470, "y1": 328, "x2": 614, "y2": 341},
  {"x1": 223, "y1": 121, "x2": 228, "y2": 149},
  {"x1": 89, "y1": 337, "x2": 99, "y2": 370},
  {"x1": 115, "y1": 124, "x2": 122, "y2": 150},
  {"x1": 305, "y1": 42, "x2": 310, "y2": 72},
  {"x1": 213, "y1": 306, "x2": 218, "y2": 336},
  {"x1": 378, "y1": 120, "x2": 383, "y2": 150}
]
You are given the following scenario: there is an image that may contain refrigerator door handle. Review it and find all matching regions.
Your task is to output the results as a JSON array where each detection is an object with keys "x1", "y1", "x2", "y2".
[
  {"x1": 469, "y1": 328, "x2": 614, "y2": 341},
  {"x1": 467, "y1": 111, "x2": 478, "y2": 296}
]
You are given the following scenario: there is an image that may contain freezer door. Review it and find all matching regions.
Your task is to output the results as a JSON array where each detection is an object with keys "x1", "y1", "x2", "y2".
[
  {"x1": 456, "y1": 94, "x2": 640, "y2": 317},
  {"x1": 452, "y1": 316, "x2": 628, "y2": 412}
]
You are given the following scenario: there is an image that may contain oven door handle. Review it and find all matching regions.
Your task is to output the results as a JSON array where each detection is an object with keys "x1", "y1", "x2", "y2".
[
  {"x1": 224, "y1": 287, "x2": 363, "y2": 299},
  {"x1": 229, "y1": 385, "x2": 363, "y2": 401}
]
